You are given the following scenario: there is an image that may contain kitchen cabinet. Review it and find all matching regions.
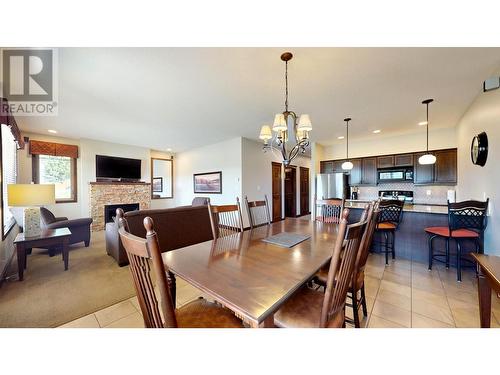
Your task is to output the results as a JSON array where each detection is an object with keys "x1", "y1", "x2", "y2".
[
  {"x1": 435, "y1": 149, "x2": 457, "y2": 184},
  {"x1": 394, "y1": 154, "x2": 414, "y2": 167},
  {"x1": 414, "y1": 152, "x2": 435, "y2": 184},
  {"x1": 349, "y1": 159, "x2": 362, "y2": 185},
  {"x1": 377, "y1": 155, "x2": 394, "y2": 169},
  {"x1": 361, "y1": 157, "x2": 377, "y2": 185},
  {"x1": 332, "y1": 160, "x2": 345, "y2": 173},
  {"x1": 320, "y1": 161, "x2": 334, "y2": 174}
]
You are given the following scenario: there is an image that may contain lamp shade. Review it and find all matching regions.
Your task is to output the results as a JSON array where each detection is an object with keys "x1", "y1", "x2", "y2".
[
  {"x1": 272, "y1": 114, "x2": 287, "y2": 132},
  {"x1": 418, "y1": 154, "x2": 436, "y2": 165},
  {"x1": 297, "y1": 114, "x2": 312, "y2": 131},
  {"x1": 7, "y1": 184, "x2": 55, "y2": 206},
  {"x1": 342, "y1": 161, "x2": 354, "y2": 170},
  {"x1": 259, "y1": 125, "x2": 273, "y2": 140}
]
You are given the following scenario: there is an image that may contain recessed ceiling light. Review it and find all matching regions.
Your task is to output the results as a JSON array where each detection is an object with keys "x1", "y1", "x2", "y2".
[
  {"x1": 167, "y1": 148, "x2": 172, "y2": 152},
  {"x1": 418, "y1": 121, "x2": 428, "y2": 126},
  {"x1": 48, "y1": 129, "x2": 57, "y2": 134},
  {"x1": 373, "y1": 129, "x2": 381, "y2": 134},
  {"x1": 337, "y1": 136, "x2": 345, "y2": 140}
]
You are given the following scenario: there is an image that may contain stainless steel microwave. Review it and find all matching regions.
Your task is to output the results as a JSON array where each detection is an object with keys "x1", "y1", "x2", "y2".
[{"x1": 377, "y1": 168, "x2": 413, "y2": 182}]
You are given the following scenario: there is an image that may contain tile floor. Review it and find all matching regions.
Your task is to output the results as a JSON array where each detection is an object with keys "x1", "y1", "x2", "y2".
[{"x1": 58, "y1": 254, "x2": 500, "y2": 328}]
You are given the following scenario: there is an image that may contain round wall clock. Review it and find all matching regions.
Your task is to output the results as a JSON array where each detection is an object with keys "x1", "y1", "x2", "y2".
[{"x1": 471, "y1": 131, "x2": 488, "y2": 167}]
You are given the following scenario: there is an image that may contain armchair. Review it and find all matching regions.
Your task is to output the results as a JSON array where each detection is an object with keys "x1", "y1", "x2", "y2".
[{"x1": 40, "y1": 207, "x2": 93, "y2": 249}]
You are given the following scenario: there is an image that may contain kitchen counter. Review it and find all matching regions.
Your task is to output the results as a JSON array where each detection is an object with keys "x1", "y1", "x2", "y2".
[{"x1": 345, "y1": 200, "x2": 448, "y2": 215}]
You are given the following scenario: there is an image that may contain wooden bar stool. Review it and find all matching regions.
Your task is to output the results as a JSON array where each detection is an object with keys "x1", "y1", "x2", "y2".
[
  {"x1": 374, "y1": 199, "x2": 404, "y2": 265},
  {"x1": 426, "y1": 199, "x2": 488, "y2": 282}
]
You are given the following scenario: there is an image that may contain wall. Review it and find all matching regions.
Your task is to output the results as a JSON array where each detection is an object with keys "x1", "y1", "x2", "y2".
[
  {"x1": 456, "y1": 73, "x2": 500, "y2": 255},
  {"x1": 18, "y1": 132, "x2": 174, "y2": 219},
  {"x1": 241, "y1": 138, "x2": 311, "y2": 226},
  {"x1": 174, "y1": 137, "x2": 243, "y2": 207},
  {"x1": 322, "y1": 127, "x2": 457, "y2": 160}
]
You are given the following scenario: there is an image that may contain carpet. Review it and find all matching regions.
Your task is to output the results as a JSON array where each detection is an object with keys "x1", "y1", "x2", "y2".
[{"x1": 0, "y1": 231, "x2": 135, "y2": 328}]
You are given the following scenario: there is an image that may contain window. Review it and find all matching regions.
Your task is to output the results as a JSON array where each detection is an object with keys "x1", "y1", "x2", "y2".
[
  {"x1": 33, "y1": 154, "x2": 77, "y2": 202},
  {"x1": 1, "y1": 124, "x2": 18, "y2": 236}
]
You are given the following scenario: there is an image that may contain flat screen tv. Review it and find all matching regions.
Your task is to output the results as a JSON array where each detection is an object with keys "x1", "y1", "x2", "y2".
[{"x1": 96, "y1": 155, "x2": 141, "y2": 181}]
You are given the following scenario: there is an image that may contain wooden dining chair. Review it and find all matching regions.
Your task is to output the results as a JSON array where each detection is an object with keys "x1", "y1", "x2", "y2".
[
  {"x1": 315, "y1": 198, "x2": 345, "y2": 223},
  {"x1": 116, "y1": 209, "x2": 243, "y2": 328},
  {"x1": 208, "y1": 198, "x2": 244, "y2": 239},
  {"x1": 274, "y1": 208, "x2": 367, "y2": 328},
  {"x1": 244, "y1": 195, "x2": 271, "y2": 228}
]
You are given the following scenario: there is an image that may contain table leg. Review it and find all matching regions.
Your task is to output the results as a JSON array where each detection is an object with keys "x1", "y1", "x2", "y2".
[
  {"x1": 477, "y1": 270, "x2": 491, "y2": 328},
  {"x1": 63, "y1": 239, "x2": 69, "y2": 270},
  {"x1": 261, "y1": 315, "x2": 275, "y2": 328},
  {"x1": 16, "y1": 243, "x2": 25, "y2": 281}
]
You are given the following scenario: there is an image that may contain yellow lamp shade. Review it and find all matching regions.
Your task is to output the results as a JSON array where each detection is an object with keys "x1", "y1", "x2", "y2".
[{"x1": 7, "y1": 184, "x2": 55, "y2": 206}]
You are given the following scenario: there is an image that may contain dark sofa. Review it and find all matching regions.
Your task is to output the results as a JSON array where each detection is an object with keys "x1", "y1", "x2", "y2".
[{"x1": 105, "y1": 204, "x2": 213, "y2": 266}]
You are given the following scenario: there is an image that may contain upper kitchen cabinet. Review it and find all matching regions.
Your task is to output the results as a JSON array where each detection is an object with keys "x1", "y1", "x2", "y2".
[
  {"x1": 434, "y1": 149, "x2": 457, "y2": 184},
  {"x1": 377, "y1": 155, "x2": 394, "y2": 169},
  {"x1": 361, "y1": 157, "x2": 377, "y2": 185},
  {"x1": 394, "y1": 153, "x2": 414, "y2": 167},
  {"x1": 414, "y1": 152, "x2": 435, "y2": 184},
  {"x1": 320, "y1": 161, "x2": 334, "y2": 174},
  {"x1": 348, "y1": 159, "x2": 362, "y2": 185}
]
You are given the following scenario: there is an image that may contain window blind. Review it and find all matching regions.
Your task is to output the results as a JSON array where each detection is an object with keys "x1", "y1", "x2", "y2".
[{"x1": 2, "y1": 124, "x2": 18, "y2": 233}]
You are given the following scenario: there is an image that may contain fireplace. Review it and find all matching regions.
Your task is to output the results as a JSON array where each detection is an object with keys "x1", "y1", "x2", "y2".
[{"x1": 104, "y1": 203, "x2": 139, "y2": 224}]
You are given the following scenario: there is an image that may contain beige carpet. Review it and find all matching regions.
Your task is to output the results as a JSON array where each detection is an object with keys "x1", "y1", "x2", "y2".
[{"x1": 0, "y1": 231, "x2": 135, "y2": 327}]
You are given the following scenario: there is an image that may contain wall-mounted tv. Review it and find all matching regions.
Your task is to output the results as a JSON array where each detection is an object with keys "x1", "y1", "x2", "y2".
[{"x1": 96, "y1": 155, "x2": 141, "y2": 181}]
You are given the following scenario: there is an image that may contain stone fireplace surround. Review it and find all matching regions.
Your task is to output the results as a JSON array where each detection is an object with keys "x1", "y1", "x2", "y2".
[{"x1": 89, "y1": 182, "x2": 151, "y2": 231}]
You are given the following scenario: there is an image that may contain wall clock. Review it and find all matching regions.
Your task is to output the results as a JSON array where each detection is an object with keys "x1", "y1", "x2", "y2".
[{"x1": 471, "y1": 132, "x2": 488, "y2": 167}]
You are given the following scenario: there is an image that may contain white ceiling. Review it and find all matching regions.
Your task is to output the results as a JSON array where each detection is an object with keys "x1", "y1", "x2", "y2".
[{"x1": 17, "y1": 47, "x2": 500, "y2": 152}]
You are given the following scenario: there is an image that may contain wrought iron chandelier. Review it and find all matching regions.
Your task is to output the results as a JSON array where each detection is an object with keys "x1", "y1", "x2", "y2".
[{"x1": 259, "y1": 52, "x2": 312, "y2": 166}]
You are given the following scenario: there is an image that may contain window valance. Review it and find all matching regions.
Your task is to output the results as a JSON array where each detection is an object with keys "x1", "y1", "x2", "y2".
[{"x1": 29, "y1": 140, "x2": 79, "y2": 158}]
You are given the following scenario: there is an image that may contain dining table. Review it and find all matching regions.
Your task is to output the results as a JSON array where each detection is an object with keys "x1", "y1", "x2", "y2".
[{"x1": 162, "y1": 218, "x2": 340, "y2": 328}]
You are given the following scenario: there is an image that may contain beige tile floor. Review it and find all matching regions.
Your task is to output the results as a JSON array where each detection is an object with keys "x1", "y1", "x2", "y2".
[{"x1": 58, "y1": 254, "x2": 500, "y2": 328}]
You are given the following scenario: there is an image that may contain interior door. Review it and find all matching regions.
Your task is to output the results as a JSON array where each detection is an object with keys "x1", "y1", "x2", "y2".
[
  {"x1": 300, "y1": 167, "x2": 309, "y2": 216},
  {"x1": 284, "y1": 166, "x2": 296, "y2": 218},
  {"x1": 271, "y1": 162, "x2": 282, "y2": 222}
]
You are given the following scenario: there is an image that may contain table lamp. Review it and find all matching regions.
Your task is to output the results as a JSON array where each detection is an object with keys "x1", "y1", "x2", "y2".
[{"x1": 7, "y1": 184, "x2": 55, "y2": 237}]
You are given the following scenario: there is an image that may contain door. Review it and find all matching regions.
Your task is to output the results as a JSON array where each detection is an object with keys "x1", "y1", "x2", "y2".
[
  {"x1": 414, "y1": 152, "x2": 434, "y2": 184},
  {"x1": 434, "y1": 149, "x2": 457, "y2": 184},
  {"x1": 284, "y1": 166, "x2": 296, "y2": 218},
  {"x1": 299, "y1": 167, "x2": 309, "y2": 216},
  {"x1": 271, "y1": 162, "x2": 282, "y2": 222}
]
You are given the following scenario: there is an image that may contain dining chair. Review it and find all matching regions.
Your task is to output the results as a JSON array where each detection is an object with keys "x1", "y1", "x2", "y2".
[
  {"x1": 315, "y1": 198, "x2": 345, "y2": 223},
  {"x1": 375, "y1": 199, "x2": 404, "y2": 265},
  {"x1": 274, "y1": 208, "x2": 367, "y2": 328},
  {"x1": 244, "y1": 195, "x2": 271, "y2": 228},
  {"x1": 208, "y1": 198, "x2": 244, "y2": 239},
  {"x1": 426, "y1": 199, "x2": 488, "y2": 282},
  {"x1": 116, "y1": 209, "x2": 244, "y2": 328}
]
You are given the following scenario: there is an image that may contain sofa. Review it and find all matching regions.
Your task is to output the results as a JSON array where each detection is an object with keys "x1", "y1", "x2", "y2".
[
  {"x1": 40, "y1": 207, "x2": 93, "y2": 254},
  {"x1": 105, "y1": 203, "x2": 213, "y2": 267}
]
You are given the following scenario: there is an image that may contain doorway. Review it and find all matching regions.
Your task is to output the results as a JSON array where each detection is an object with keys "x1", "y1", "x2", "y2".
[
  {"x1": 299, "y1": 167, "x2": 310, "y2": 216},
  {"x1": 284, "y1": 165, "x2": 296, "y2": 218},
  {"x1": 271, "y1": 162, "x2": 282, "y2": 222}
]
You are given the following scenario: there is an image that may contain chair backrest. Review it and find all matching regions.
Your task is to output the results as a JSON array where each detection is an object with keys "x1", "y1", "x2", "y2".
[
  {"x1": 377, "y1": 199, "x2": 404, "y2": 227},
  {"x1": 320, "y1": 208, "x2": 367, "y2": 328},
  {"x1": 244, "y1": 195, "x2": 271, "y2": 228},
  {"x1": 208, "y1": 198, "x2": 244, "y2": 239},
  {"x1": 315, "y1": 198, "x2": 345, "y2": 223},
  {"x1": 448, "y1": 199, "x2": 489, "y2": 233},
  {"x1": 40, "y1": 207, "x2": 57, "y2": 225},
  {"x1": 355, "y1": 201, "x2": 380, "y2": 276},
  {"x1": 116, "y1": 208, "x2": 177, "y2": 328}
]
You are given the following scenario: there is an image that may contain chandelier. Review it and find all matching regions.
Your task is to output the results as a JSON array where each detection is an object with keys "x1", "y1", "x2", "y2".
[{"x1": 259, "y1": 52, "x2": 312, "y2": 166}]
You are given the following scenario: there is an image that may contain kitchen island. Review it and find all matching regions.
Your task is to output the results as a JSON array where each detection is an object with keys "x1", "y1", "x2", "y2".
[{"x1": 344, "y1": 200, "x2": 477, "y2": 264}]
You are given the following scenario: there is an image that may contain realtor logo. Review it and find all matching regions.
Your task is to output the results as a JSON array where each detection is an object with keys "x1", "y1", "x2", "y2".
[{"x1": 1, "y1": 48, "x2": 58, "y2": 116}]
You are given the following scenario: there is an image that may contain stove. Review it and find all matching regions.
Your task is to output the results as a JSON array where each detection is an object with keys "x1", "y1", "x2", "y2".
[{"x1": 379, "y1": 190, "x2": 414, "y2": 204}]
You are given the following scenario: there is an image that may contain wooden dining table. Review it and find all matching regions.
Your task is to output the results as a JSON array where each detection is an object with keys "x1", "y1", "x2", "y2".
[{"x1": 162, "y1": 218, "x2": 339, "y2": 327}]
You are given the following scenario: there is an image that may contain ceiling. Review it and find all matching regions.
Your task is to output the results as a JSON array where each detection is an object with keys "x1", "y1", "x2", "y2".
[{"x1": 16, "y1": 48, "x2": 500, "y2": 152}]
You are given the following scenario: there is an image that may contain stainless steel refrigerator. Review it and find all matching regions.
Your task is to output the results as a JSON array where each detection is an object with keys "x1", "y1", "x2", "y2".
[{"x1": 315, "y1": 173, "x2": 349, "y2": 200}]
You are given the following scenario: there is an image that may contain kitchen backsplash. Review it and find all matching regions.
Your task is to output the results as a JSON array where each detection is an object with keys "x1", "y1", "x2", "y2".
[{"x1": 356, "y1": 182, "x2": 453, "y2": 205}]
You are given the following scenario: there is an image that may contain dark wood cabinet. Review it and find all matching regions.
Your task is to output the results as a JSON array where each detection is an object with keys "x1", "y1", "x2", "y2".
[
  {"x1": 332, "y1": 160, "x2": 345, "y2": 173},
  {"x1": 349, "y1": 159, "x2": 362, "y2": 185},
  {"x1": 394, "y1": 154, "x2": 414, "y2": 167},
  {"x1": 435, "y1": 149, "x2": 457, "y2": 184},
  {"x1": 361, "y1": 157, "x2": 377, "y2": 185},
  {"x1": 377, "y1": 155, "x2": 394, "y2": 169},
  {"x1": 414, "y1": 152, "x2": 435, "y2": 184},
  {"x1": 320, "y1": 161, "x2": 334, "y2": 174}
]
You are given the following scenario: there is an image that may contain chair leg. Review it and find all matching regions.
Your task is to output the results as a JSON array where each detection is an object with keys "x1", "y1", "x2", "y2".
[
  {"x1": 456, "y1": 241, "x2": 462, "y2": 282},
  {"x1": 351, "y1": 288, "x2": 360, "y2": 328},
  {"x1": 428, "y1": 235, "x2": 434, "y2": 270},
  {"x1": 361, "y1": 284, "x2": 368, "y2": 317},
  {"x1": 391, "y1": 231, "x2": 396, "y2": 260},
  {"x1": 445, "y1": 238, "x2": 450, "y2": 269},
  {"x1": 384, "y1": 232, "x2": 389, "y2": 265},
  {"x1": 474, "y1": 239, "x2": 480, "y2": 276}
]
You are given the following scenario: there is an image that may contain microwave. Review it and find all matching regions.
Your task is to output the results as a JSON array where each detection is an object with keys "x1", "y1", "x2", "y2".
[{"x1": 377, "y1": 168, "x2": 414, "y2": 182}]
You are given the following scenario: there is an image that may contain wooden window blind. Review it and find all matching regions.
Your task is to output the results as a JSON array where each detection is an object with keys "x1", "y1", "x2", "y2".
[{"x1": 29, "y1": 140, "x2": 79, "y2": 159}]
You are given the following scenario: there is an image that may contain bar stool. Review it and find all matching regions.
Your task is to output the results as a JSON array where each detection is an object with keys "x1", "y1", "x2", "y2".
[
  {"x1": 374, "y1": 199, "x2": 404, "y2": 265},
  {"x1": 426, "y1": 199, "x2": 488, "y2": 282}
]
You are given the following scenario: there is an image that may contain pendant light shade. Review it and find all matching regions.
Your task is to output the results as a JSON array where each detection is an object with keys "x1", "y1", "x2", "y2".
[
  {"x1": 259, "y1": 125, "x2": 272, "y2": 141},
  {"x1": 342, "y1": 161, "x2": 354, "y2": 170},
  {"x1": 419, "y1": 99, "x2": 436, "y2": 165},
  {"x1": 342, "y1": 117, "x2": 353, "y2": 170}
]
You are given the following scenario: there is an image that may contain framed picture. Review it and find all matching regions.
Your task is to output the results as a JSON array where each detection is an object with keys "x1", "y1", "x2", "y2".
[
  {"x1": 193, "y1": 171, "x2": 222, "y2": 194},
  {"x1": 152, "y1": 177, "x2": 163, "y2": 192}
]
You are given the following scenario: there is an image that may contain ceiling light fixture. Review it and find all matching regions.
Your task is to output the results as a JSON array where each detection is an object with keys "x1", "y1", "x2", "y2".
[
  {"x1": 337, "y1": 136, "x2": 345, "y2": 140},
  {"x1": 48, "y1": 129, "x2": 57, "y2": 134},
  {"x1": 418, "y1": 99, "x2": 437, "y2": 165},
  {"x1": 341, "y1": 118, "x2": 353, "y2": 170},
  {"x1": 167, "y1": 148, "x2": 172, "y2": 152},
  {"x1": 418, "y1": 121, "x2": 427, "y2": 126},
  {"x1": 373, "y1": 129, "x2": 381, "y2": 134},
  {"x1": 258, "y1": 52, "x2": 311, "y2": 166}
]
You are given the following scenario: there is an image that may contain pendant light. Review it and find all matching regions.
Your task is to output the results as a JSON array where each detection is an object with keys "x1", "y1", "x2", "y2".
[
  {"x1": 418, "y1": 99, "x2": 437, "y2": 165},
  {"x1": 341, "y1": 118, "x2": 353, "y2": 170}
]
